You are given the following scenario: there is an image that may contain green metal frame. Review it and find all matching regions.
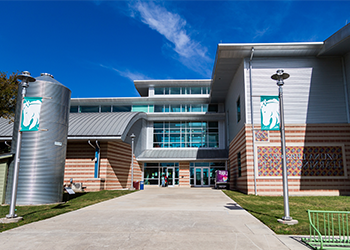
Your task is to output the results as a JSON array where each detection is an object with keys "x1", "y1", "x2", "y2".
[{"x1": 302, "y1": 210, "x2": 350, "y2": 250}]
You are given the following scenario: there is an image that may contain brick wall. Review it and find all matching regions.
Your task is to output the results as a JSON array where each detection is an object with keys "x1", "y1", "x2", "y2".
[
  {"x1": 229, "y1": 124, "x2": 350, "y2": 196},
  {"x1": 179, "y1": 161, "x2": 190, "y2": 187},
  {"x1": 64, "y1": 140, "x2": 142, "y2": 191}
]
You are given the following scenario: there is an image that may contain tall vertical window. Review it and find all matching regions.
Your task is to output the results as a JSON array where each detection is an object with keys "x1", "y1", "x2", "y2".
[
  {"x1": 237, "y1": 152, "x2": 241, "y2": 177},
  {"x1": 236, "y1": 97, "x2": 241, "y2": 122}
]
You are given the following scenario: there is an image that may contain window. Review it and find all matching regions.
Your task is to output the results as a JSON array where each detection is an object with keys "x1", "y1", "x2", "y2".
[
  {"x1": 236, "y1": 97, "x2": 241, "y2": 122},
  {"x1": 80, "y1": 106, "x2": 99, "y2": 112},
  {"x1": 101, "y1": 106, "x2": 111, "y2": 112},
  {"x1": 153, "y1": 87, "x2": 210, "y2": 95},
  {"x1": 208, "y1": 104, "x2": 218, "y2": 113},
  {"x1": 132, "y1": 105, "x2": 149, "y2": 112},
  {"x1": 237, "y1": 152, "x2": 241, "y2": 177},
  {"x1": 113, "y1": 106, "x2": 131, "y2": 112},
  {"x1": 70, "y1": 106, "x2": 79, "y2": 113},
  {"x1": 189, "y1": 162, "x2": 225, "y2": 185},
  {"x1": 153, "y1": 121, "x2": 219, "y2": 148}
]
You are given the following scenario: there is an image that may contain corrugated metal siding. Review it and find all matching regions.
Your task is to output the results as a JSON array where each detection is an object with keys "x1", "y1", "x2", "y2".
[
  {"x1": 0, "y1": 118, "x2": 14, "y2": 138},
  {"x1": 345, "y1": 52, "x2": 350, "y2": 122},
  {"x1": 245, "y1": 57, "x2": 348, "y2": 124},
  {"x1": 1, "y1": 112, "x2": 146, "y2": 139},
  {"x1": 68, "y1": 112, "x2": 141, "y2": 136},
  {"x1": 225, "y1": 60, "x2": 245, "y2": 143}
]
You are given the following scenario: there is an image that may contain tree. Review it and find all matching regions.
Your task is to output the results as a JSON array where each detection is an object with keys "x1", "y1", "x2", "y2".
[{"x1": 0, "y1": 71, "x2": 19, "y2": 121}]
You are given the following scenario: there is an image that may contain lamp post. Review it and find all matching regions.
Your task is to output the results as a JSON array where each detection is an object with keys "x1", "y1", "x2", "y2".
[
  {"x1": 271, "y1": 69, "x2": 298, "y2": 225},
  {"x1": 130, "y1": 133, "x2": 135, "y2": 190},
  {"x1": 6, "y1": 71, "x2": 36, "y2": 220}
]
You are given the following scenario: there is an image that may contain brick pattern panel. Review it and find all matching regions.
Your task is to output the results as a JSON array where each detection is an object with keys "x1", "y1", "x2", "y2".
[
  {"x1": 229, "y1": 124, "x2": 350, "y2": 195},
  {"x1": 179, "y1": 162, "x2": 190, "y2": 187}
]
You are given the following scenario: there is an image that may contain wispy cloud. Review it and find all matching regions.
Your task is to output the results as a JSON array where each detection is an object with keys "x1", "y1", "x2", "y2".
[
  {"x1": 99, "y1": 64, "x2": 150, "y2": 82},
  {"x1": 128, "y1": 1, "x2": 212, "y2": 77}
]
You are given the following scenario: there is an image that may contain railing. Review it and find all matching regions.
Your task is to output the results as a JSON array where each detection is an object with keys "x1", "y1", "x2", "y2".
[{"x1": 302, "y1": 210, "x2": 350, "y2": 250}]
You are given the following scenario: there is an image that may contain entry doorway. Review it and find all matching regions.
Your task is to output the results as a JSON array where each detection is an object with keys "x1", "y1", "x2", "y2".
[
  {"x1": 194, "y1": 167, "x2": 210, "y2": 187},
  {"x1": 160, "y1": 167, "x2": 175, "y2": 186}
]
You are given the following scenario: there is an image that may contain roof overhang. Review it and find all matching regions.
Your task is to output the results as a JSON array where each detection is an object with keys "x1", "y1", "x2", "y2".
[
  {"x1": 318, "y1": 23, "x2": 350, "y2": 56},
  {"x1": 211, "y1": 42, "x2": 324, "y2": 102},
  {"x1": 136, "y1": 148, "x2": 228, "y2": 161}
]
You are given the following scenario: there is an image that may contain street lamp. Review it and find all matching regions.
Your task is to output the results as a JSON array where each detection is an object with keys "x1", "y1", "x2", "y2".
[
  {"x1": 6, "y1": 71, "x2": 36, "y2": 221},
  {"x1": 271, "y1": 69, "x2": 298, "y2": 225},
  {"x1": 130, "y1": 133, "x2": 135, "y2": 190}
]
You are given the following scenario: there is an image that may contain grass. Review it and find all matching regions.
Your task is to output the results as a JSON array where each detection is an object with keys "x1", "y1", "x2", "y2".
[
  {"x1": 223, "y1": 190, "x2": 350, "y2": 235},
  {"x1": 0, "y1": 190, "x2": 135, "y2": 233}
]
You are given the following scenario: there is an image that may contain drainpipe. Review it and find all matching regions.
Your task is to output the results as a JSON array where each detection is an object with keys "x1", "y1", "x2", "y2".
[
  {"x1": 88, "y1": 140, "x2": 100, "y2": 178},
  {"x1": 249, "y1": 47, "x2": 257, "y2": 196},
  {"x1": 341, "y1": 57, "x2": 350, "y2": 123},
  {"x1": 95, "y1": 140, "x2": 100, "y2": 178},
  {"x1": 5, "y1": 141, "x2": 11, "y2": 148}
]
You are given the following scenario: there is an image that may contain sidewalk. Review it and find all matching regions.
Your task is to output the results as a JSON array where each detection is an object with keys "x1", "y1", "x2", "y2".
[{"x1": 0, "y1": 187, "x2": 311, "y2": 249}]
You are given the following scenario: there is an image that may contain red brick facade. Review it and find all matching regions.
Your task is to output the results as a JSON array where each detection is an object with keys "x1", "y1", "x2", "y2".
[{"x1": 64, "y1": 141, "x2": 142, "y2": 191}]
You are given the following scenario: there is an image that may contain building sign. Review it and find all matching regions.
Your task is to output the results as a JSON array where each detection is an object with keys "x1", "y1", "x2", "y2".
[
  {"x1": 260, "y1": 96, "x2": 280, "y2": 131},
  {"x1": 257, "y1": 146, "x2": 344, "y2": 177},
  {"x1": 20, "y1": 97, "x2": 42, "y2": 132}
]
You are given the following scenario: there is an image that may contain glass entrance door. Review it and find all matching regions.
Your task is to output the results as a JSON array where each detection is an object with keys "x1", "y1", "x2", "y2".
[
  {"x1": 167, "y1": 167, "x2": 174, "y2": 186},
  {"x1": 194, "y1": 167, "x2": 210, "y2": 187}
]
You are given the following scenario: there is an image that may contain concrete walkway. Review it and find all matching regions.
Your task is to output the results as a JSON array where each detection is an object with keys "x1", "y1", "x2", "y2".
[{"x1": 0, "y1": 187, "x2": 310, "y2": 250}]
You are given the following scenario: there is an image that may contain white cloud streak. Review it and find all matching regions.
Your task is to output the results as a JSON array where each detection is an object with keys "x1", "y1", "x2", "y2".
[
  {"x1": 128, "y1": 1, "x2": 211, "y2": 76},
  {"x1": 99, "y1": 64, "x2": 150, "y2": 82}
]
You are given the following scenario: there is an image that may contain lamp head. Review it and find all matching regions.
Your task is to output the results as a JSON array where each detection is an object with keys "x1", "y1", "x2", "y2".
[
  {"x1": 17, "y1": 71, "x2": 36, "y2": 88},
  {"x1": 271, "y1": 69, "x2": 289, "y2": 86}
]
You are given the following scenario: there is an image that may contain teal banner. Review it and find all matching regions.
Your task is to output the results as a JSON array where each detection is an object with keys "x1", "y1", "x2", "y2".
[
  {"x1": 260, "y1": 96, "x2": 280, "y2": 131},
  {"x1": 20, "y1": 97, "x2": 42, "y2": 131}
]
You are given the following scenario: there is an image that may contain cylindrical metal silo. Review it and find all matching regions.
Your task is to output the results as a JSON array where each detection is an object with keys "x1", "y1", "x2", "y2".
[{"x1": 6, "y1": 73, "x2": 71, "y2": 205}]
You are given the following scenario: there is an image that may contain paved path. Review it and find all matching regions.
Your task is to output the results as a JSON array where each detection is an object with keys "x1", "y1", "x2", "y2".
[{"x1": 0, "y1": 187, "x2": 310, "y2": 249}]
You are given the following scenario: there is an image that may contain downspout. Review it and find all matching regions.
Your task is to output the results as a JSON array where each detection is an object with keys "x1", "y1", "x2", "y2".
[
  {"x1": 88, "y1": 140, "x2": 100, "y2": 178},
  {"x1": 5, "y1": 141, "x2": 11, "y2": 148},
  {"x1": 249, "y1": 47, "x2": 257, "y2": 196},
  {"x1": 95, "y1": 140, "x2": 101, "y2": 178},
  {"x1": 341, "y1": 57, "x2": 350, "y2": 123}
]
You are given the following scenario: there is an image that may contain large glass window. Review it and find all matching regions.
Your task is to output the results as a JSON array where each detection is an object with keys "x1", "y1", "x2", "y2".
[{"x1": 153, "y1": 121, "x2": 219, "y2": 148}]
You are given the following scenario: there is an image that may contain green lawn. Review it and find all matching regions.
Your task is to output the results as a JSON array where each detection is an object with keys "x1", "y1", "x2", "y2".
[
  {"x1": 223, "y1": 190, "x2": 350, "y2": 235},
  {"x1": 0, "y1": 190, "x2": 135, "y2": 232}
]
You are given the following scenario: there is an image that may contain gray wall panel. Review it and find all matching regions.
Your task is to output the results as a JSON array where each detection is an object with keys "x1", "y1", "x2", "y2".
[
  {"x1": 225, "y1": 60, "x2": 245, "y2": 143},
  {"x1": 245, "y1": 57, "x2": 347, "y2": 125},
  {"x1": 344, "y1": 52, "x2": 350, "y2": 122}
]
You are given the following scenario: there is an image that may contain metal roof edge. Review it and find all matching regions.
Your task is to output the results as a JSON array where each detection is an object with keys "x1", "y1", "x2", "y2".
[
  {"x1": 136, "y1": 157, "x2": 228, "y2": 162},
  {"x1": 218, "y1": 42, "x2": 324, "y2": 48},
  {"x1": 0, "y1": 137, "x2": 12, "y2": 141},
  {"x1": 121, "y1": 112, "x2": 147, "y2": 141},
  {"x1": 67, "y1": 136, "x2": 122, "y2": 140}
]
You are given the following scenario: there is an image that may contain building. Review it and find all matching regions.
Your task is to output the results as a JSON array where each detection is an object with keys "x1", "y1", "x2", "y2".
[{"x1": 1, "y1": 24, "x2": 350, "y2": 197}]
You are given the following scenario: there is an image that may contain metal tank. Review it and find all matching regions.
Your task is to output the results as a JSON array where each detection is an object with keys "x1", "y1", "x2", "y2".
[{"x1": 6, "y1": 73, "x2": 71, "y2": 205}]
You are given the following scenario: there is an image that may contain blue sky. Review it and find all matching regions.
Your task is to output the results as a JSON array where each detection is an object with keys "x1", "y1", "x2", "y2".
[{"x1": 1, "y1": 0, "x2": 349, "y2": 98}]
